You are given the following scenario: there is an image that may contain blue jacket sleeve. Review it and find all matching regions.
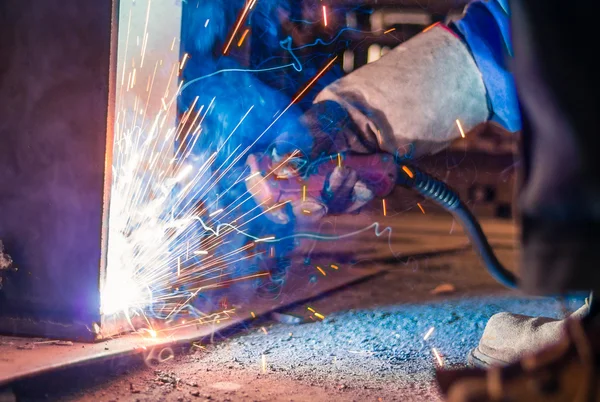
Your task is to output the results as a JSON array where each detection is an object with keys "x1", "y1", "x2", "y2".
[{"x1": 451, "y1": 0, "x2": 521, "y2": 132}]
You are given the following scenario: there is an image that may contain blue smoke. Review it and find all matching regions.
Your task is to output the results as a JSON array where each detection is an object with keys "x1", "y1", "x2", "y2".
[{"x1": 174, "y1": 0, "x2": 329, "y2": 311}]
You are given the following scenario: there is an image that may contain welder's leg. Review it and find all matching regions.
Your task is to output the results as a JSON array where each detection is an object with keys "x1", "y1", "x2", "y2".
[{"x1": 513, "y1": 0, "x2": 600, "y2": 295}]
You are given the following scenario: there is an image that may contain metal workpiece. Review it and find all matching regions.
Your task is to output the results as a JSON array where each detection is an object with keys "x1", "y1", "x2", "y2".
[
  {"x1": 0, "y1": 0, "x2": 184, "y2": 341},
  {"x1": 0, "y1": 0, "x2": 117, "y2": 341}
]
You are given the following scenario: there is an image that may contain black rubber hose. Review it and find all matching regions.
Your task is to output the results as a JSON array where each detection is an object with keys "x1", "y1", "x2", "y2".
[{"x1": 397, "y1": 164, "x2": 518, "y2": 289}]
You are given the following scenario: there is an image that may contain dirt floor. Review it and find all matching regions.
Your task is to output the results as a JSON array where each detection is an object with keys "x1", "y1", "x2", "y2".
[{"x1": 2, "y1": 214, "x2": 585, "y2": 402}]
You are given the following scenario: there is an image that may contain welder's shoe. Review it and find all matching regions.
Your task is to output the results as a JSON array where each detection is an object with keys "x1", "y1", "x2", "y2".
[
  {"x1": 437, "y1": 318, "x2": 600, "y2": 402},
  {"x1": 468, "y1": 303, "x2": 589, "y2": 368}
]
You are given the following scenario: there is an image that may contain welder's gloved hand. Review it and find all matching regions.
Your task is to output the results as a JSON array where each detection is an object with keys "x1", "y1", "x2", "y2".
[
  {"x1": 245, "y1": 151, "x2": 396, "y2": 225},
  {"x1": 263, "y1": 24, "x2": 491, "y2": 223},
  {"x1": 271, "y1": 101, "x2": 387, "y2": 222}
]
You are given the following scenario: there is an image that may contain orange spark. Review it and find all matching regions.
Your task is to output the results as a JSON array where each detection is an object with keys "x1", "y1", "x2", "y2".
[
  {"x1": 237, "y1": 28, "x2": 250, "y2": 47},
  {"x1": 401, "y1": 165, "x2": 414, "y2": 178},
  {"x1": 314, "y1": 312, "x2": 325, "y2": 320},
  {"x1": 423, "y1": 22, "x2": 441, "y2": 33},
  {"x1": 384, "y1": 28, "x2": 396, "y2": 34},
  {"x1": 417, "y1": 202, "x2": 426, "y2": 214},
  {"x1": 330, "y1": 264, "x2": 339, "y2": 270},
  {"x1": 323, "y1": 6, "x2": 328, "y2": 26},
  {"x1": 316, "y1": 266, "x2": 327, "y2": 276},
  {"x1": 291, "y1": 56, "x2": 338, "y2": 105},
  {"x1": 261, "y1": 327, "x2": 268, "y2": 335},
  {"x1": 382, "y1": 199, "x2": 387, "y2": 216},
  {"x1": 223, "y1": 1, "x2": 254, "y2": 55},
  {"x1": 337, "y1": 153, "x2": 342, "y2": 167},
  {"x1": 307, "y1": 307, "x2": 316, "y2": 313},
  {"x1": 251, "y1": 311, "x2": 256, "y2": 318}
]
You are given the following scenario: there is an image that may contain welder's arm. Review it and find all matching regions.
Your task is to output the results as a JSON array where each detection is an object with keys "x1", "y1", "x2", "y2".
[
  {"x1": 306, "y1": 0, "x2": 520, "y2": 161},
  {"x1": 309, "y1": 24, "x2": 490, "y2": 160},
  {"x1": 260, "y1": 1, "x2": 521, "y2": 221}
]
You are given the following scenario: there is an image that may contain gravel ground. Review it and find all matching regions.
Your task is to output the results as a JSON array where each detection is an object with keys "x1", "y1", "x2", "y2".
[{"x1": 8, "y1": 243, "x2": 585, "y2": 402}]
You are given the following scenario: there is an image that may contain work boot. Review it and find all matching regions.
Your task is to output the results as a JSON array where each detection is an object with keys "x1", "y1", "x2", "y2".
[
  {"x1": 468, "y1": 303, "x2": 589, "y2": 368},
  {"x1": 437, "y1": 317, "x2": 600, "y2": 402}
]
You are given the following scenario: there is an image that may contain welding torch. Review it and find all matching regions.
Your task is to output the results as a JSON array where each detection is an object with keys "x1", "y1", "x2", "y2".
[{"x1": 245, "y1": 151, "x2": 518, "y2": 289}]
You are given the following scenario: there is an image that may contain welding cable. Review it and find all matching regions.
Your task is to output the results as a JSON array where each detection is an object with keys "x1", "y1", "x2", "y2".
[{"x1": 396, "y1": 164, "x2": 518, "y2": 289}]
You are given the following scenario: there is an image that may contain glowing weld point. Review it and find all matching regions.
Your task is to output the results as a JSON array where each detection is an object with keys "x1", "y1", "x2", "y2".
[
  {"x1": 330, "y1": 264, "x2": 339, "y2": 270},
  {"x1": 432, "y1": 348, "x2": 444, "y2": 366},
  {"x1": 149, "y1": 329, "x2": 157, "y2": 338},
  {"x1": 307, "y1": 307, "x2": 316, "y2": 313},
  {"x1": 316, "y1": 266, "x2": 327, "y2": 276},
  {"x1": 314, "y1": 312, "x2": 325, "y2": 320},
  {"x1": 456, "y1": 119, "x2": 465, "y2": 138},
  {"x1": 384, "y1": 28, "x2": 396, "y2": 34},
  {"x1": 323, "y1": 6, "x2": 328, "y2": 26},
  {"x1": 382, "y1": 199, "x2": 387, "y2": 216},
  {"x1": 423, "y1": 327, "x2": 435, "y2": 341},
  {"x1": 417, "y1": 202, "x2": 426, "y2": 214}
]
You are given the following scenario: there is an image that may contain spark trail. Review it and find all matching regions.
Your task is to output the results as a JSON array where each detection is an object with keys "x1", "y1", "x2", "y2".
[{"x1": 102, "y1": 0, "x2": 399, "y2": 338}]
